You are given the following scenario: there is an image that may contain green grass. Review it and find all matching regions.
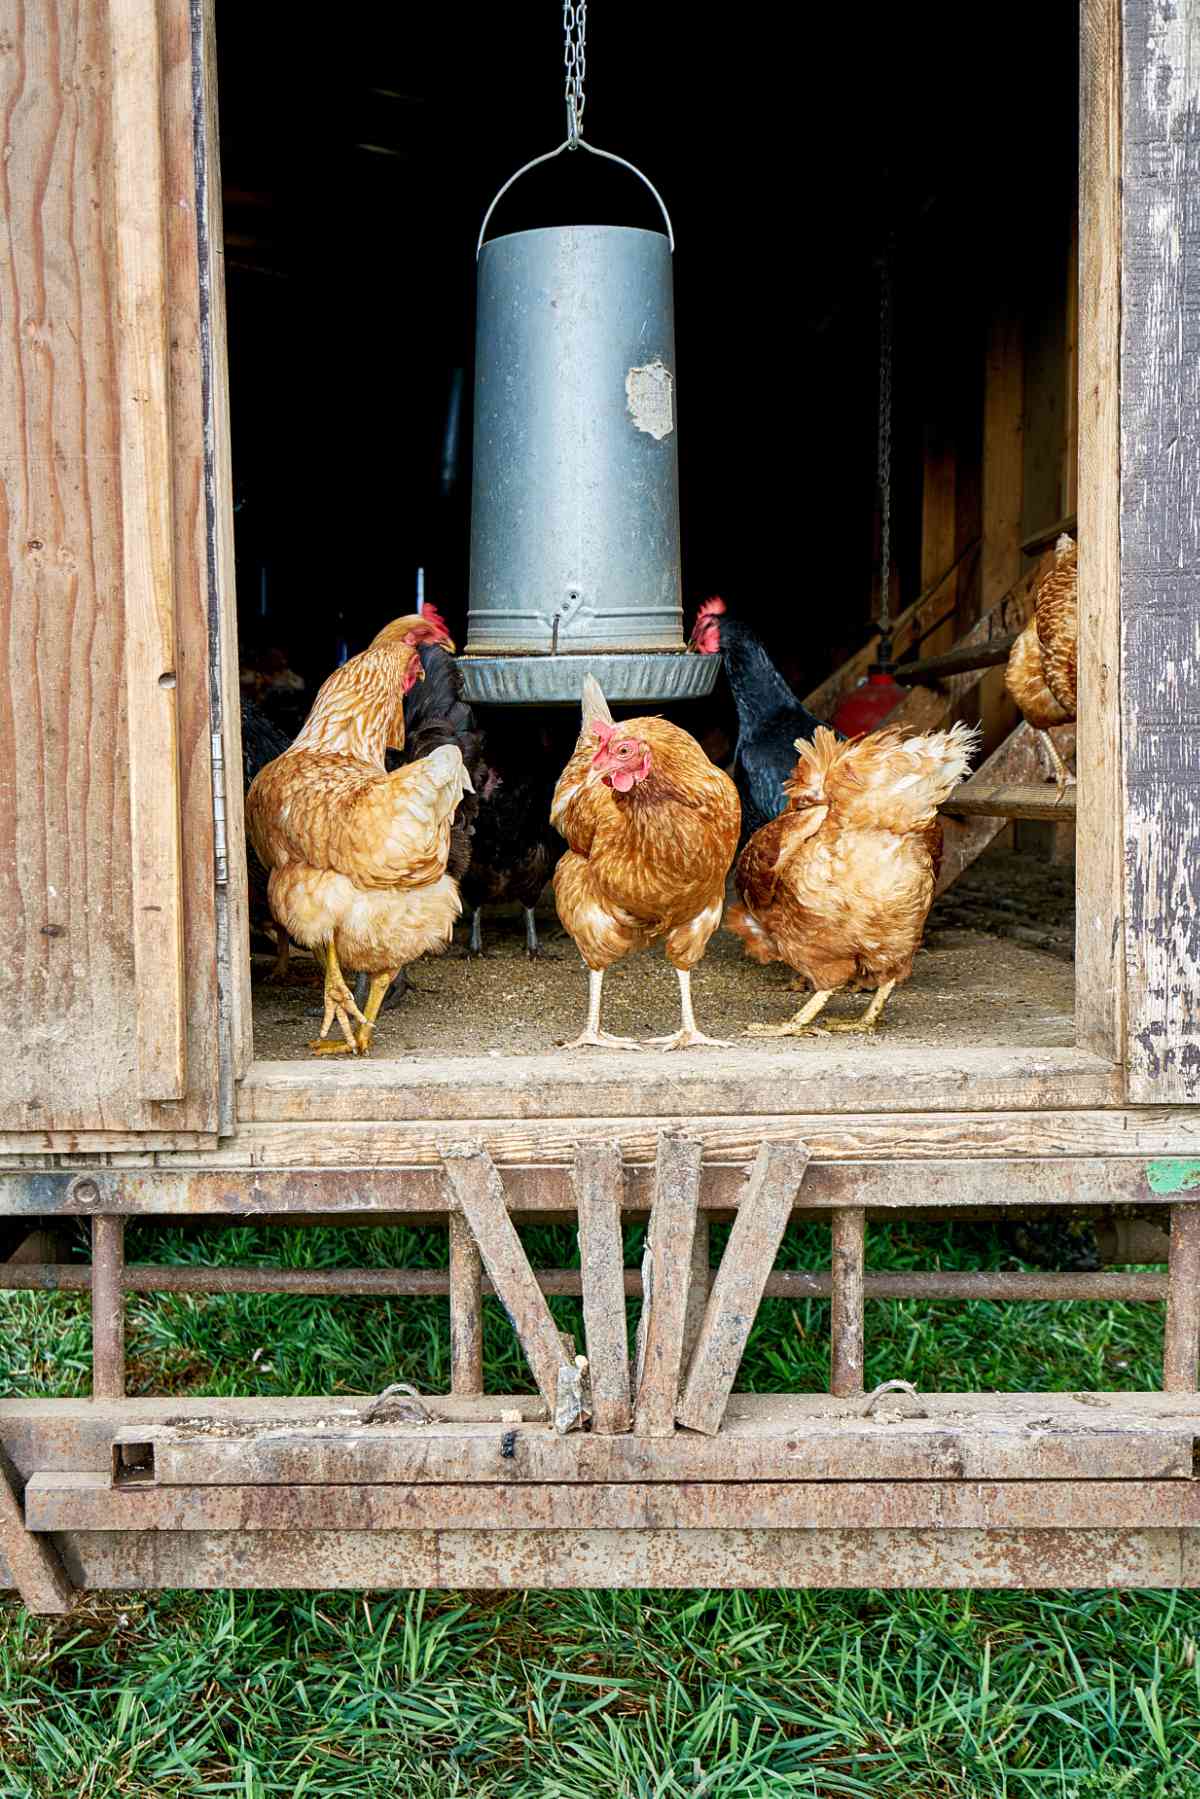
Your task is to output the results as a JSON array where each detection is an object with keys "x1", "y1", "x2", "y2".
[{"x1": 1, "y1": 1215, "x2": 1198, "y2": 1797}]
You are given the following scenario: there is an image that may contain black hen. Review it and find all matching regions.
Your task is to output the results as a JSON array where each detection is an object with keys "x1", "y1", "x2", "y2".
[
  {"x1": 460, "y1": 721, "x2": 561, "y2": 958},
  {"x1": 240, "y1": 697, "x2": 292, "y2": 979},
  {"x1": 397, "y1": 644, "x2": 560, "y2": 958},
  {"x1": 689, "y1": 597, "x2": 837, "y2": 845},
  {"x1": 391, "y1": 642, "x2": 486, "y2": 883}
]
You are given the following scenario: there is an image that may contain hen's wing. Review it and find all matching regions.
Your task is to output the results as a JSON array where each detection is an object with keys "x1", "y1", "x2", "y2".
[
  {"x1": 248, "y1": 745, "x2": 471, "y2": 890},
  {"x1": 735, "y1": 805, "x2": 829, "y2": 912}
]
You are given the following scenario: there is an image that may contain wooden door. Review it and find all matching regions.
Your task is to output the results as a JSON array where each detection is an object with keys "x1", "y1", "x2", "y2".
[{"x1": 0, "y1": 0, "x2": 246, "y2": 1141}]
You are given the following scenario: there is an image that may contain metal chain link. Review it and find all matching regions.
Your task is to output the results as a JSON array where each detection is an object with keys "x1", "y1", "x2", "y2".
[
  {"x1": 876, "y1": 247, "x2": 893, "y2": 650},
  {"x1": 564, "y1": 0, "x2": 587, "y2": 146}
]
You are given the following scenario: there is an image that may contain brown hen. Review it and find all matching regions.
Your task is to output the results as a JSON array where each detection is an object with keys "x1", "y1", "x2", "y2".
[
  {"x1": 728, "y1": 721, "x2": 978, "y2": 1035},
  {"x1": 246, "y1": 618, "x2": 472, "y2": 1055},
  {"x1": 1004, "y1": 533, "x2": 1077, "y2": 787},
  {"x1": 551, "y1": 677, "x2": 741, "y2": 1050}
]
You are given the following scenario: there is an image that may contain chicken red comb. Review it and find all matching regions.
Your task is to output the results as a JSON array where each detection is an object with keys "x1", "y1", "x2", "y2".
[
  {"x1": 418, "y1": 600, "x2": 452, "y2": 642},
  {"x1": 696, "y1": 596, "x2": 726, "y2": 620},
  {"x1": 591, "y1": 719, "x2": 618, "y2": 745}
]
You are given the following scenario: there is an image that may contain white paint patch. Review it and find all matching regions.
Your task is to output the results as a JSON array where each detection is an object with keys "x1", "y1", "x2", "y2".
[{"x1": 625, "y1": 359, "x2": 674, "y2": 439}]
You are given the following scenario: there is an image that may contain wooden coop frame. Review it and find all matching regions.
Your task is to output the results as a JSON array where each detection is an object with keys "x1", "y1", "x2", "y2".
[{"x1": 2, "y1": 0, "x2": 1200, "y2": 1610}]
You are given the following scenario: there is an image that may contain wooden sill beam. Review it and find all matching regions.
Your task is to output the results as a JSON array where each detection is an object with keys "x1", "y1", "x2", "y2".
[{"x1": 942, "y1": 782, "x2": 1077, "y2": 823}]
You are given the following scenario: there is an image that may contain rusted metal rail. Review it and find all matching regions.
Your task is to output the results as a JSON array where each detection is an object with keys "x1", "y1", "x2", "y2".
[
  {"x1": 1, "y1": 1139, "x2": 1198, "y2": 1612},
  {"x1": 0, "y1": 1261, "x2": 1172, "y2": 1302}
]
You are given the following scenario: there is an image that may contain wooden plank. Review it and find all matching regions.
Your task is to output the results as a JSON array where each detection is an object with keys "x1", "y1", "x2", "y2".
[
  {"x1": 943, "y1": 782, "x2": 1077, "y2": 823},
  {"x1": 919, "y1": 350, "x2": 962, "y2": 660},
  {"x1": 681, "y1": 1212, "x2": 711, "y2": 1372},
  {"x1": 91, "y1": 1390, "x2": 1200, "y2": 1487},
  {"x1": 0, "y1": 1450, "x2": 74, "y2": 1616},
  {"x1": 1077, "y1": 0, "x2": 1126, "y2": 1068},
  {"x1": 194, "y1": 0, "x2": 252, "y2": 1089},
  {"x1": 236, "y1": 1043, "x2": 1122, "y2": 1125},
  {"x1": 4, "y1": 1525, "x2": 1190, "y2": 1594},
  {"x1": 58, "y1": 1105, "x2": 1198, "y2": 1177},
  {"x1": 632, "y1": 1132, "x2": 702, "y2": 1436},
  {"x1": 936, "y1": 721, "x2": 1077, "y2": 894},
  {"x1": 573, "y1": 1141, "x2": 631, "y2": 1434},
  {"x1": 1116, "y1": 0, "x2": 1200, "y2": 1101},
  {"x1": 27, "y1": 1473, "x2": 1200, "y2": 1535},
  {"x1": 448, "y1": 1214, "x2": 483, "y2": 1397},
  {"x1": 109, "y1": 0, "x2": 187, "y2": 1100},
  {"x1": 439, "y1": 1144, "x2": 572, "y2": 1421},
  {"x1": 677, "y1": 1141, "x2": 810, "y2": 1435},
  {"x1": 830, "y1": 1208, "x2": 866, "y2": 1397},
  {"x1": 0, "y1": 0, "x2": 154, "y2": 1133},
  {"x1": 1063, "y1": 215, "x2": 1079, "y2": 519},
  {"x1": 154, "y1": 0, "x2": 224, "y2": 1132},
  {"x1": 982, "y1": 301, "x2": 1025, "y2": 611},
  {"x1": 1163, "y1": 1205, "x2": 1200, "y2": 1393}
]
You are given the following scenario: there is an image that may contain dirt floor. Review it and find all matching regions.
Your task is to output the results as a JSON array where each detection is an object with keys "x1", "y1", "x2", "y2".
[{"x1": 250, "y1": 845, "x2": 1076, "y2": 1062}]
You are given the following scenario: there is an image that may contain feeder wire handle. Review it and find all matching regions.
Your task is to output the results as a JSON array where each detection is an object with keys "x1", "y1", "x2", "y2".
[
  {"x1": 875, "y1": 240, "x2": 895, "y2": 669},
  {"x1": 476, "y1": 0, "x2": 674, "y2": 255},
  {"x1": 564, "y1": 0, "x2": 587, "y2": 148}
]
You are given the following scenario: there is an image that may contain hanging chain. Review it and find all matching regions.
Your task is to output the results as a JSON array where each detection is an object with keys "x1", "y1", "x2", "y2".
[
  {"x1": 564, "y1": 0, "x2": 587, "y2": 147},
  {"x1": 876, "y1": 245, "x2": 894, "y2": 655}
]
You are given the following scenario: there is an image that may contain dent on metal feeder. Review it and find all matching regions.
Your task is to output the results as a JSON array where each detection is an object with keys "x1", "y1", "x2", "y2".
[{"x1": 459, "y1": 8, "x2": 718, "y2": 708}]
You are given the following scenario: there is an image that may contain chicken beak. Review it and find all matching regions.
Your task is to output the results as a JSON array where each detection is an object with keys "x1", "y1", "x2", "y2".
[{"x1": 460, "y1": 765, "x2": 475, "y2": 793}]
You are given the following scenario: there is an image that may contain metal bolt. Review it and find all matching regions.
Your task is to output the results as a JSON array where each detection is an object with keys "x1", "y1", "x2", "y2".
[{"x1": 71, "y1": 1178, "x2": 101, "y2": 1207}]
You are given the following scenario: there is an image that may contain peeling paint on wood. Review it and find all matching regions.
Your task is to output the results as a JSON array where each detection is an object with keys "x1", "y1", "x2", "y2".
[
  {"x1": 1120, "y1": 0, "x2": 1200, "y2": 1101},
  {"x1": 1147, "y1": 1160, "x2": 1200, "y2": 1195}
]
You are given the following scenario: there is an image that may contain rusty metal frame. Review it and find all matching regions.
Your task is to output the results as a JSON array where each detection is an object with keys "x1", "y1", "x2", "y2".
[{"x1": 3, "y1": 1142, "x2": 1199, "y2": 1608}]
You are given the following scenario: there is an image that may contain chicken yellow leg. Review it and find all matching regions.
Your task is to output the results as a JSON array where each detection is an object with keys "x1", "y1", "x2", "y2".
[
  {"x1": 354, "y1": 970, "x2": 398, "y2": 1055},
  {"x1": 746, "y1": 987, "x2": 835, "y2": 1038},
  {"x1": 309, "y1": 942, "x2": 370, "y2": 1055},
  {"x1": 819, "y1": 979, "x2": 897, "y2": 1033}
]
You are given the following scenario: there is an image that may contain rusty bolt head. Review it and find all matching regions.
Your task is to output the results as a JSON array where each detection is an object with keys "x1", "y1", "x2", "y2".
[{"x1": 70, "y1": 1178, "x2": 101, "y2": 1206}]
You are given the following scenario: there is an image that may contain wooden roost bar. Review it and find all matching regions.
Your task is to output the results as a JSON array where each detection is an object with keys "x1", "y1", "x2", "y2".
[{"x1": 1, "y1": 0, "x2": 1199, "y2": 1609}]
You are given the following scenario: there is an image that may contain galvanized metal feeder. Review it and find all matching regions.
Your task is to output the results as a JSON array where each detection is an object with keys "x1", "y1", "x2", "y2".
[{"x1": 460, "y1": 10, "x2": 718, "y2": 706}]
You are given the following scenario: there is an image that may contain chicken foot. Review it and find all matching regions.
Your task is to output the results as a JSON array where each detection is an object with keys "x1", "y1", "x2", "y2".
[
  {"x1": 562, "y1": 967, "x2": 643, "y2": 1051},
  {"x1": 647, "y1": 969, "x2": 733, "y2": 1051},
  {"x1": 308, "y1": 942, "x2": 370, "y2": 1055},
  {"x1": 818, "y1": 979, "x2": 897, "y2": 1034},
  {"x1": 469, "y1": 905, "x2": 545, "y2": 960},
  {"x1": 746, "y1": 987, "x2": 835, "y2": 1038},
  {"x1": 1040, "y1": 730, "x2": 1076, "y2": 792}
]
